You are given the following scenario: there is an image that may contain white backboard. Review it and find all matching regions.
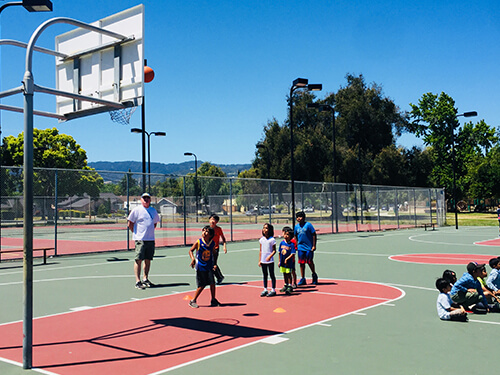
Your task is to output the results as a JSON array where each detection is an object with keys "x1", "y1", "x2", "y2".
[{"x1": 55, "y1": 4, "x2": 144, "y2": 120}]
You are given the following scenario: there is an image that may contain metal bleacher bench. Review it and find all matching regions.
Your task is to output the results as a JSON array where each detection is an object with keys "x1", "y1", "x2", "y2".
[
  {"x1": 0, "y1": 247, "x2": 54, "y2": 264},
  {"x1": 423, "y1": 223, "x2": 437, "y2": 231}
]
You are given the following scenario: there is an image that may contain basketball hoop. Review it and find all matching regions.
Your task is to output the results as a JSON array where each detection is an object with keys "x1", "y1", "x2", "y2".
[{"x1": 109, "y1": 106, "x2": 137, "y2": 125}]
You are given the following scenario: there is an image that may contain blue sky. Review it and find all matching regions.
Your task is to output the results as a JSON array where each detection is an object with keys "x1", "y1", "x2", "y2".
[{"x1": 1, "y1": 0, "x2": 499, "y2": 166}]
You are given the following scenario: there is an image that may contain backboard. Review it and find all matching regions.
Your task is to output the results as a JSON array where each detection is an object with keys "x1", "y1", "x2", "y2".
[{"x1": 55, "y1": 4, "x2": 144, "y2": 121}]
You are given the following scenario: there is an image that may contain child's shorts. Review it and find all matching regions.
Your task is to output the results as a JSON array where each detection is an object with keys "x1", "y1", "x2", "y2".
[
  {"x1": 196, "y1": 269, "x2": 215, "y2": 287},
  {"x1": 298, "y1": 250, "x2": 314, "y2": 264},
  {"x1": 280, "y1": 266, "x2": 291, "y2": 274}
]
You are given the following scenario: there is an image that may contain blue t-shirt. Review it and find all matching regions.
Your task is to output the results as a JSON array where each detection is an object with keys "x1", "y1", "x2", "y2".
[
  {"x1": 294, "y1": 222, "x2": 316, "y2": 252},
  {"x1": 195, "y1": 238, "x2": 215, "y2": 272},
  {"x1": 278, "y1": 240, "x2": 295, "y2": 268}
]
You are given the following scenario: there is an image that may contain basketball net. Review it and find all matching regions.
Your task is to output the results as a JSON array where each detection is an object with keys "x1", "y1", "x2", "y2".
[{"x1": 109, "y1": 106, "x2": 137, "y2": 125}]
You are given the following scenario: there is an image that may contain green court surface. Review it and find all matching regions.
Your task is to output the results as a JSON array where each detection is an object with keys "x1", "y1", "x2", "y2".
[{"x1": 1, "y1": 226, "x2": 500, "y2": 374}]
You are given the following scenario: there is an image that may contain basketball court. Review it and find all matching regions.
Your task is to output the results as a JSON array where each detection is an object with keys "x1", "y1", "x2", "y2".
[{"x1": 2, "y1": 226, "x2": 500, "y2": 374}]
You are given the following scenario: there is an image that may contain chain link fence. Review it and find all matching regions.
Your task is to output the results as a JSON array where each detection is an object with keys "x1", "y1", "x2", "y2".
[{"x1": 0, "y1": 166, "x2": 445, "y2": 257}]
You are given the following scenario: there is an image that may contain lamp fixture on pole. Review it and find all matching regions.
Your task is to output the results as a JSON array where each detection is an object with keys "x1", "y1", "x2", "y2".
[
  {"x1": 131, "y1": 128, "x2": 166, "y2": 192},
  {"x1": 289, "y1": 78, "x2": 322, "y2": 223},
  {"x1": 452, "y1": 111, "x2": 477, "y2": 229},
  {"x1": 184, "y1": 152, "x2": 199, "y2": 222}
]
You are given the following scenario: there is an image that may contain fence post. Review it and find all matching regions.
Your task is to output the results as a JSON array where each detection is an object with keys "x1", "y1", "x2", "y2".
[
  {"x1": 268, "y1": 179, "x2": 272, "y2": 224},
  {"x1": 230, "y1": 179, "x2": 233, "y2": 242},
  {"x1": 429, "y1": 189, "x2": 433, "y2": 224},
  {"x1": 395, "y1": 190, "x2": 399, "y2": 229},
  {"x1": 377, "y1": 187, "x2": 381, "y2": 231},
  {"x1": 126, "y1": 172, "x2": 130, "y2": 251},
  {"x1": 183, "y1": 176, "x2": 187, "y2": 247},
  {"x1": 54, "y1": 170, "x2": 58, "y2": 257},
  {"x1": 413, "y1": 189, "x2": 417, "y2": 227}
]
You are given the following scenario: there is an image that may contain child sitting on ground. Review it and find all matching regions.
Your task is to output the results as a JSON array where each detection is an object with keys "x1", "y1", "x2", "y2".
[
  {"x1": 436, "y1": 278, "x2": 468, "y2": 322},
  {"x1": 450, "y1": 262, "x2": 489, "y2": 314}
]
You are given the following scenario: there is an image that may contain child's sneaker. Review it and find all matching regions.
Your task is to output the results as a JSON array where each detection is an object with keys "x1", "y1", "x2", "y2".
[
  {"x1": 189, "y1": 300, "x2": 199, "y2": 308},
  {"x1": 285, "y1": 286, "x2": 293, "y2": 295},
  {"x1": 298, "y1": 278, "x2": 307, "y2": 286},
  {"x1": 260, "y1": 290, "x2": 268, "y2": 297},
  {"x1": 280, "y1": 286, "x2": 287, "y2": 293},
  {"x1": 142, "y1": 279, "x2": 154, "y2": 288},
  {"x1": 267, "y1": 290, "x2": 276, "y2": 297},
  {"x1": 210, "y1": 298, "x2": 221, "y2": 307},
  {"x1": 311, "y1": 273, "x2": 318, "y2": 285},
  {"x1": 135, "y1": 281, "x2": 145, "y2": 289}
]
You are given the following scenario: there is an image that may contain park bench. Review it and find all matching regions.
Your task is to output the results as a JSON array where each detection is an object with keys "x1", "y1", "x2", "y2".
[
  {"x1": 423, "y1": 223, "x2": 436, "y2": 231},
  {"x1": 0, "y1": 247, "x2": 54, "y2": 264}
]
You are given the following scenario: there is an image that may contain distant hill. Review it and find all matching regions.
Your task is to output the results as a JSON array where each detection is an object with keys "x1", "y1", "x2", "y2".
[{"x1": 88, "y1": 161, "x2": 251, "y2": 182}]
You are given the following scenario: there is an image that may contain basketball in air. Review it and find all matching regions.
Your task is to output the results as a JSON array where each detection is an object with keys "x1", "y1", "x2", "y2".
[{"x1": 144, "y1": 66, "x2": 155, "y2": 83}]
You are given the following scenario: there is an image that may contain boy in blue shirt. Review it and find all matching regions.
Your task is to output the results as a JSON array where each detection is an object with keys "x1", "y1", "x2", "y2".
[
  {"x1": 450, "y1": 262, "x2": 489, "y2": 313},
  {"x1": 294, "y1": 211, "x2": 318, "y2": 285},
  {"x1": 278, "y1": 226, "x2": 296, "y2": 295},
  {"x1": 486, "y1": 257, "x2": 500, "y2": 295}
]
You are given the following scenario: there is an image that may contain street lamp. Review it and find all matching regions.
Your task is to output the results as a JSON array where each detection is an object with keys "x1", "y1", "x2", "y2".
[
  {"x1": 184, "y1": 152, "x2": 198, "y2": 222},
  {"x1": 452, "y1": 111, "x2": 477, "y2": 229},
  {"x1": 289, "y1": 78, "x2": 322, "y2": 223},
  {"x1": 0, "y1": 0, "x2": 52, "y2": 13},
  {"x1": 131, "y1": 128, "x2": 166, "y2": 192}
]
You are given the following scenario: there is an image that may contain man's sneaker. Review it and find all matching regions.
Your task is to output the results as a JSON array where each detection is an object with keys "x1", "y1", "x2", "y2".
[
  {"x1": 260, "y1": 290, "x2": 268, "y2": 297},
  {"x1": 189, "y1": 300, "x2": 199, "y2": 308},
  {"x1": 135, "y1": 281, "x2": 145, "y2": 290},
  {"x1": 311, "y1": 273, "x2": 318, "y2": 285},
  {"x1": 298, "y1": 278, "x2": 307, "y2": 286},
  {"x1": 267, "y1": 290, "x2": 276, "y2": 297},
  {"x1": 216, "y1": 277, "x2": 225, "y2": 285},
  {"x1": 280, "y1": 286, "x2": 287, "y2": 293},
  {"x1": 210, "y1": 298, "x2": 221, "y2": 307},
  {"x1": 292, "y1": 283, "x2": 298, "y2": 289},
  {"x1": 142, "y1": 279, "x2": 154, "y2": 288},
  {"x1": 285, "y1": 286, "x2": 293, "y2": 295}
]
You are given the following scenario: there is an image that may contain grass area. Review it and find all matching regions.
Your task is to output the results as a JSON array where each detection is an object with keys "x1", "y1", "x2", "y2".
[{"x1": 447, "y1": 212, "x2": 498, "y2": 226}]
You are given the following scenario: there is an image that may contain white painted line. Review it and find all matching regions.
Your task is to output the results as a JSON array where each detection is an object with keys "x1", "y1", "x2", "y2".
[
  {"x1": 260, "y1": 336, "x2": 289, "y2": 345},
  {"x1": 316, "y1": 322, "x2": 333, "y2": 326},
  {"x1": 351, "y1": 312, "x2": 366, "y2": 316},
  {"x1": 382, "y1": 303, "x2": 395, "y2": 306},
  {"x1": 469, "y1": 319, "x2": 500, "y2": 325},
  {"x1": 69, "y1": 306, "x2": 93, "y2": 311}
]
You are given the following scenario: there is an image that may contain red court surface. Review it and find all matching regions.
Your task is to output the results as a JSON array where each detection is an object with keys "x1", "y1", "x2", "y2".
[
  {"x1": 390, "y1": 253, "x2": 495, "y2": 265},
  {"x1": 475, "y1": 238, "x2": 500, "y2": 246},
  {"x1": 0, "y1": 279, "x2": 403, "y2": 375}
]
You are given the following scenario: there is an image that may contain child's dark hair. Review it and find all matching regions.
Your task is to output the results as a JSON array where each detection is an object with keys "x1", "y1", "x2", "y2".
[
  {"x1": 262, "y1": 223, "x2": 274, "y2": 238},
  {"x1": 282, "y1": 226, "x2": 294, "y2": 237},
  {"x1": 436, "y1": 278, "x2": 450, "y2": 292},
  {"x1": 203, "y1": 225, "x2": 215, "y2": 240},
  {"x1": 442, "y1": 269, "x2": 457, "y2": 284},
  {"x1": 489, "y1": 257, "x2": 500, "y2": 269},
  {"x1": 209, "y1": 214, "x2": 220, "y2": 222}
]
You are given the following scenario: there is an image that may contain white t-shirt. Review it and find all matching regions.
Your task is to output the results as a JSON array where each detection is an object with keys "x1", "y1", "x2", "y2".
[
  {"x1": 436, "y1": 292, "x2": 452, "y2": 320},
  {"x1": 259, "y1": 236, "x2": 276, "y2": 264},
  {"x1": 127, "y1": 205, "x2": 160, "y2": 241}
]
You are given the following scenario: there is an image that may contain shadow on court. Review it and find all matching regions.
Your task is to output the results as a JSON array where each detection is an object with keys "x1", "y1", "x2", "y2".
[{"x1": 0, "y1": 317, "x2": 282, "y2": 370}]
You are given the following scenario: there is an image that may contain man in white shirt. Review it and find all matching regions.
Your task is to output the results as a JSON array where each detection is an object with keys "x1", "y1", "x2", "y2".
[{"x1": 127, "y1": 193, "x2": 160, "y2": 289}]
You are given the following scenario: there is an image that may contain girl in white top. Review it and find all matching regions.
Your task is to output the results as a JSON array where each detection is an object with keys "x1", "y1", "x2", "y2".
[{"x1": 258, "y1": 223, "x2": 277, "y2": 297}]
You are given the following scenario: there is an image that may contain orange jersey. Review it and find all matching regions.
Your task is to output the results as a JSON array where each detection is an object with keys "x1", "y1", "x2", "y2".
[{"x1": 212, "y1": 225, "x2": 225, "y2": 248}]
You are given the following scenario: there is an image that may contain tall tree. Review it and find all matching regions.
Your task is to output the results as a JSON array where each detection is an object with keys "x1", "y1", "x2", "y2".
[
  {"x1": 1, "y1": 128, "x2": 103, "y2": 197},
  {"x1": 409, "y1": 92, "x2": 498, "y2": 201}
]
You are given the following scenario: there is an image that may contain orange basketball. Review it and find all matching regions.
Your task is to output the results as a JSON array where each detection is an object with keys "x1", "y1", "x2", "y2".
[{"x1": 144, "y1": 66, "x2": 155, "y2": 83}]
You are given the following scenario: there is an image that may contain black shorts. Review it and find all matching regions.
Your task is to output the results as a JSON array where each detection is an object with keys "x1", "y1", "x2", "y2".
[
  {"x1": 135, "y1": 240, "x2": 155, "y2": 260},
  {"x1": 196, "y1": 269, "x2": 215, "y2": 287}
]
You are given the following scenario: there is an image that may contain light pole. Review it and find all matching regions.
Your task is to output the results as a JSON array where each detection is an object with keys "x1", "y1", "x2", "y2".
[
  {"x1": 289, "y1": 78, "x2": 322, "y2": 223},
  {"x1": 131, "y1": 128, "x2": 166, "y2": 192},
  {"x1": 0, "y1": 1, "x2": 53, "y2": 370},
  {"x1": 307, "y1": 102, "x2": 338, "y2": 233},
  {"x1": 184, "y1": 152, "x2": 198, "y2": 222},
  {"x1": 0, "y1": 0, "x2": 52, "y2": 13},
  {"x1": 452, "y1": 111, "x2": 477, "y2": 229}
]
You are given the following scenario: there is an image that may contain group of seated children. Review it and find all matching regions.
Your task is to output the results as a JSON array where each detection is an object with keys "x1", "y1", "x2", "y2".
[{"x1": 436, "y1": 259, "x2": 500, "y2": 322}]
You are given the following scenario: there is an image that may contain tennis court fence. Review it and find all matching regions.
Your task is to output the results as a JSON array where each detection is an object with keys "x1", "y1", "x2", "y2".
[{"x1": 0, "y1": 166, "x2": 445, "y2": 256}]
